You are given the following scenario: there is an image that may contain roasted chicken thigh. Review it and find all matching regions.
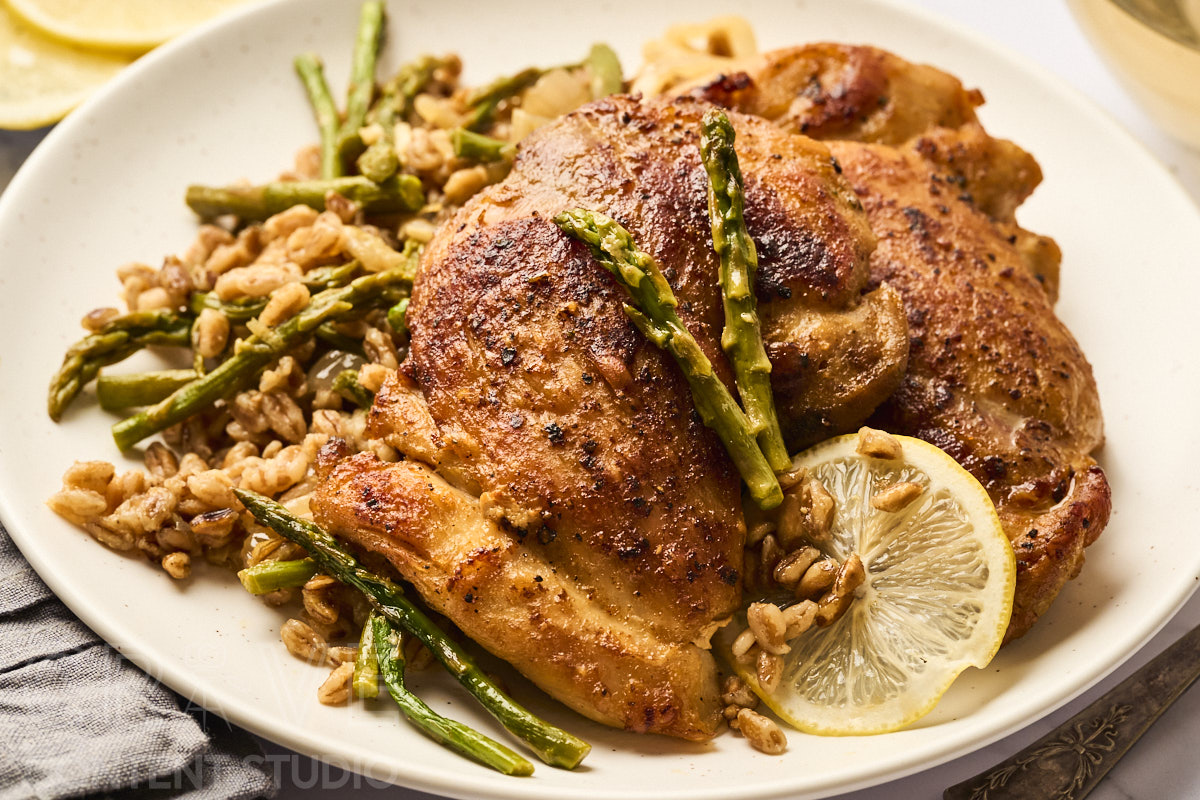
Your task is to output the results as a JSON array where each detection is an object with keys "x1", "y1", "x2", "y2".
[
  {"x1": 313, "y1": 95, "x2": 908, "y2": 738},
  {"x1": 701, "y1": 44, "x2": 1111, "y2": 640}
]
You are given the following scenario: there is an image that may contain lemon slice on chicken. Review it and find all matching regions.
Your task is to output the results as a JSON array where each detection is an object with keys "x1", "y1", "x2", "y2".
[{"x1": 719, "y1": 430, "x2": 1015, "y2": 736}]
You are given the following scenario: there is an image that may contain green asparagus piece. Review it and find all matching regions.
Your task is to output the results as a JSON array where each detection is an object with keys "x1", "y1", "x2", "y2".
[
  {"x1": 386, "y1": 297, "x2": 409, "y2": 334},
  {"x1": 372, "y1": 615, "x2": 534, "y2": 776},
  {"x1": 185, "y1": 175, "x2": 424, "y2": 221},
  {"x1": 233, "y1": 489, "x2": 591, "y2": 769},
  {"x1": 375, "y1": 54, "x2": 444, "y2": 121},
  {"x1": 236, "y1": 558, "x2": 319, "y2": 595},
  {"x1": 188, "y1": 263, "x2": 362, "y2": 323},
  {"x1": 48, "y1": 311, "x2": 193, "y2": 421},
  {"x1": 96, "y1": 369, "x2": 199, "y2": 411},
  {"x1": 189, "y1": 292, "x2": 267, "y2": 323},
  {"x1": 450, "y1": 128, "x2": 514, "y2": 163},
  {"x1": 303, "y1": 261, "x2": 364, "y2": 290},
  {"x1": 294, "y1": 54, "x2": 343, "y2": 179},
  {"x1": 332, "y1": 368, "x2": 374, "y2": 408},
  {"x1": 362, "y1": 53, "x2": 447, "y2": 181},
  {"x1": 700, "y1": 110, "x2": 790, "y2": 473},
  {"x1": 111, "y1": 269, "x2": 411, "y2": 450},
  {"x1": 344, "y1": 1, "x2": 385, "y2": 130},
  {"x1": 360, "y1": 54, "x2": 448, "y2": 182},
  {"x1": 357, "y1": 141, "x2": 400, "y2": 183},
  {"x1": 553, "y1": 208, "x2": 783, "y2": 509},
  {"x1": 585, "y1": 43, "x2": 623, "y2": 98},
  {"x1": 336, "y1": 1, "x2": 387, "y2": 172},
  {"x1": 462, "y1": 66, "x2": 542, "y2": 132},
  {"x1": 314, "y1": 325, "x2": 365, "y2": 354},
  {"x1": 353, "y1": 610, "x2": 381, "y2": 699}
]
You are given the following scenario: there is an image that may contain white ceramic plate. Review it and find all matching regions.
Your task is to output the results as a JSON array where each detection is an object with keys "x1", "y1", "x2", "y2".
[{"x1": 2, "y1": 0, "x2": 1198, "y2": 798}]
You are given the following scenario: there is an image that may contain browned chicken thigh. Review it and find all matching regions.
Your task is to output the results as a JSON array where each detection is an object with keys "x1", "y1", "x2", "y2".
[
  {"x1": 312, "y1": 95, "x2": 907, "y2": 738},
  {"x1": 700, "y1": 44, "x2": 1111, "y2": 640}
]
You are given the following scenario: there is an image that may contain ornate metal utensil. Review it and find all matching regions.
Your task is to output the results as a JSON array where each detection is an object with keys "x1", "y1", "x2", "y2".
[{"x1": 945, "y1": 622, "x2": 1200, "y2": 800}]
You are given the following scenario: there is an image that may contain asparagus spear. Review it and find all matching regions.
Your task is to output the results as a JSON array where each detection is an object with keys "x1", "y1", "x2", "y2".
[
  {"x1": 375, "y1": 54, "x2": 445, "y2": 121},
  {"x1": 462, "y1": 66, "x2": 542, "y2": 132},
  {"x1": 111, "y1": 269, "x2": 410, "y2": 450},
  {"x1": 357, "y1": 139, "x2": 400, "y2": 183},
  {"x1": 189, "y1": 293, "x2": 267, "y2": 323},
  {"x1": 48, "y1": 311, "x2": 193, "y2": 421},
  {"x1": 387, "y1": 297, "x2": 409, "y2": 334},
  {"x1": 314, "y1": 325, "x2": 365, "y2": 355},
  {"x1": 331, "y1": 368, "x2": 374, "y2": 408},
  {"x1": 294, "y1": 54, "x2": 343, "y2": 179},
  {"x1": 237, "y1": 558, "x2": 319, "y2": 595},
  {"x1": 372, "y1": 615, "x2": 535, "y2": 776},
  {"x1": 353, "y1": 611, "x2": 381, "y2": 699},
  {"x1": 233, "y1": 489, "x2": 591, "y2": 769},
  {"x1": 185, "y1": 175, "x2": 424, "y2": 221},
  {"x1": 450, "y1": 128, "x2": 514, "y2": 163},
  {"x1": 553, "y1": 208, "x2": 783, "y2": 509},
  {"x1": 302, "y1": 261, "x2": 364, "y2": 290},
  {"x1": 700, "y1": 109, "x2": 790, "y2": 473},
  {"x1": 188, "y1": 263, "x2": 363, "y2": 324},
  {"x1": 96, "y1": 369, "x2": 198, "y2": 411},
  {"x1": 360, "y1": 52, "x2": 448, "y2": 180},
  {"x1": 585, "y1": 43, "x2": 623, "y2": 98},
  {"x1": 336, "y1": 1, "x2": 387, "y2": 172}
]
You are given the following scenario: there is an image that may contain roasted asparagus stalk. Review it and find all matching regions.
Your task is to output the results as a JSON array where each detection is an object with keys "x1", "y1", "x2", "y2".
[
  {"x1": 233, "y1": 489, "x2": 592, "y2": 770},
  {"x1": 700, "y1": 109, "x2": 790, "y2": 472},
  {"x1": 48, "y1": 311, "x2": 193, "y2": 421},
  {"x1": 372, "y1": 614, "x2": 535, "y2": 776},
  {"x1": 185, "y1": 175, "x2": 423, "y2": 221},
  {"x1": 553, "y1": 208, "x2": 783, "y2": 509},
  {"x1": 111, "y1": 269, "x2": 410, "y2": 450}
]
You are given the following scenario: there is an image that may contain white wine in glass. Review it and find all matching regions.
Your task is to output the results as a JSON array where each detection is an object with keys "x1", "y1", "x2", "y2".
[{"x1": 1067, "y1": 0, "x2": 1200, "y2": 149}]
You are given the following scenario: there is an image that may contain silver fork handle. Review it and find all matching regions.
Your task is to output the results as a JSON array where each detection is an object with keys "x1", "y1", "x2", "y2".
[{"x1": 944, "y1": 621, "x2": 1200, "y2": 800}]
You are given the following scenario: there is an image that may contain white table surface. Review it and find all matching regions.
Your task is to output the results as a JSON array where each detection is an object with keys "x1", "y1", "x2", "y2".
[{"x1": 3, "y1": 1, "x2": 1198, "y2": 797}]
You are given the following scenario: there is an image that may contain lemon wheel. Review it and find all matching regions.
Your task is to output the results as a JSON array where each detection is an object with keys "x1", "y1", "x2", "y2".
[
  {"x1": 4, "y1": 0, "x2": 255, "y2": 53},
  {"x1": 718, "y1": 430, "x2": 1015, "y2": 736},
  {"x1": 0, "y1": 3, "x2": 133, "y2": 129}
]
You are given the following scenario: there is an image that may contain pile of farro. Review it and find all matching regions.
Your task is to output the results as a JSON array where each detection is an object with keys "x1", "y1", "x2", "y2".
[{"x1": 47, "y1": 24, "x2": 617, "y2": 706}]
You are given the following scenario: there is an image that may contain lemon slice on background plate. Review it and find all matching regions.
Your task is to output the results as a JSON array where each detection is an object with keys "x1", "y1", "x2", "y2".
[
  {"x1": 0, "y1": 3, "x2": 133, "y2": 130},
  {"x1": 718, "y1": 430, "x2": 1015, "y2": 736},
  {"x1": 4, "y1": 0, "x2": 256, "y2": 52}
]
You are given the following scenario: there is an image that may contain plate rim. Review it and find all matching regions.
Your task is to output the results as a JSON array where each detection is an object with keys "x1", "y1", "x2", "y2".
[{"x1": 2, "y1": 0, "x2": 1198, "y2": 797}]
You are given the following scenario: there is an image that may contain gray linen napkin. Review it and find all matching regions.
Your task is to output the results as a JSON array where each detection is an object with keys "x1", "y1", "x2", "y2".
[{"x1": 0, "y1": 524, "x2": 277, "y2": 800}]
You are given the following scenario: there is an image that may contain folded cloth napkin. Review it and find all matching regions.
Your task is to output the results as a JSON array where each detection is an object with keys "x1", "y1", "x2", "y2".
[{"x1": 0, "y1": 524, "x2": 276, "y2": 800}]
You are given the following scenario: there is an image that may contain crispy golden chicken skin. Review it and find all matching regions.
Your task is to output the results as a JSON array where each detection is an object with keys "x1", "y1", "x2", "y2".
[
  {"x1": 312, "y1": 451, "x2": 722, "y2": 738},
  {"x1": 313, "y1": 94, "x2": 907, "y2": 739},
  {"x1": 700, "y1": 45, "x2": 1111, "y2": 641},
  {"x1": 700, "y1": 43, "x2": 983, "y2": 145},
  {"x1": 833, "y1": 135, "x2": 1110, "y2": 642}
]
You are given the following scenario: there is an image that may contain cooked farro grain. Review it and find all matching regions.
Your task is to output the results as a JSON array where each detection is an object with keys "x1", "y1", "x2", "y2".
[
  {"x1": 161, "y1": 552, "x2": 191, "y2": 580},
  {"x1": 194, "y1": 308, "x2": 230, "y2": 358},
  {"x1": 317, "y1": 662, "x2": 355, "y2": 705},
  {"x1": 281, "y1": 618, "x2": 327, "y2": 664},
  {"x1": 736, "y1": 709, "x2": 787, "y2": 755}
]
